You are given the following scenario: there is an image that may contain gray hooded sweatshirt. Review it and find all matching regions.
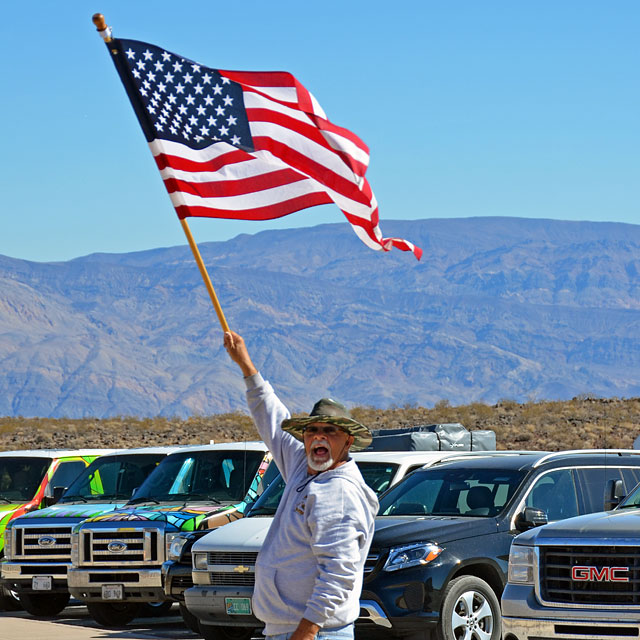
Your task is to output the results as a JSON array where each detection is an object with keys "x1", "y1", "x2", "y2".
[{"x1": 245, "y1": 373, "x2": 378, "y2": 636}]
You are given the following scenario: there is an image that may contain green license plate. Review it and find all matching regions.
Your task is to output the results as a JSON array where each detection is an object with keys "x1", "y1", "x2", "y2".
[{"x1": 225, "y1": 597, "x2": 252, "y2": 615}]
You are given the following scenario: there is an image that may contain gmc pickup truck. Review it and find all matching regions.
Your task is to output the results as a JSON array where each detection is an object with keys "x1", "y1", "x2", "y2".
[{"x1": 502, "y1": 471, "x2": 640, "y2": 640}]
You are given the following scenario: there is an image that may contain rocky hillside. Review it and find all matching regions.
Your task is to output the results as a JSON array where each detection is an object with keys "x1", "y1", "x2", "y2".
[
  {"x1": 1, "y1": 396, "x2": 638, "y2": 453},
  {"x1": 0, "y1": 217, "x2": 639, "y2": 418}
]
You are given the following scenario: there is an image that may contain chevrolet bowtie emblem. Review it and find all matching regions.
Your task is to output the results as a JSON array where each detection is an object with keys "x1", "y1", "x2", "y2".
[{"x1": 233, "y1": 565, "x2": 250, "y2": 573}]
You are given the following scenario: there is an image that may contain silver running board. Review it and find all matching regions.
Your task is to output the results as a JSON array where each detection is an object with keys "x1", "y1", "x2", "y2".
[{"x1": 359, "y1": 600, "x2": 392, "y2": 628}]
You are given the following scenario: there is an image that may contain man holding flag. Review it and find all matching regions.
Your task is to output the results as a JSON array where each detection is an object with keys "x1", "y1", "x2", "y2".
[{"x1": 223, "y1": 329, "x2": 378, "y2": 640}]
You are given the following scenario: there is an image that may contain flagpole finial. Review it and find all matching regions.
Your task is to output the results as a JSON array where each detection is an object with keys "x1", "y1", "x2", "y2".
[{"x1": 92, "y1": 13, "x2": 112, "y2": 42}]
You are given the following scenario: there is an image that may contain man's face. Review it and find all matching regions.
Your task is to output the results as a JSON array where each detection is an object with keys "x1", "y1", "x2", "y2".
[{"x1": 303, "y1": 422, "x2": 353, "y2": 472}]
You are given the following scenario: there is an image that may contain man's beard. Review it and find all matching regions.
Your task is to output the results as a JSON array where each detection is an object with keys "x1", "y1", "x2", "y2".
[{"x1": 307, "y1": 439, "x2": 335, "y2": 472}]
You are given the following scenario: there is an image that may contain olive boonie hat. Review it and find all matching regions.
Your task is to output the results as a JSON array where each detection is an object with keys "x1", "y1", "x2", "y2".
[{"x1": 281, "y1": 398, "x2": 372, "y2": 451}]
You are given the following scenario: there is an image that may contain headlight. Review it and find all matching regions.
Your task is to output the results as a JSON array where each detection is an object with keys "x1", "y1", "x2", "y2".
[
  {"x1": 3, "y1": 529, "x2": 12, "y2": 559},
  {"x1": 508, "y1": 545, "x2": 535, "y2": 584},
  {"x1": 193, "y1": 552, "x2": 208, "y2": 571},
  {"x1": 165, "y1": 533, "x2": 182, "y2": 561},
  {"x1": 383, "y1": 542, "x2": 442, "y2": 572},
  {"x1": 167, "y1": 535, "x2": 189, "y2": 562}
]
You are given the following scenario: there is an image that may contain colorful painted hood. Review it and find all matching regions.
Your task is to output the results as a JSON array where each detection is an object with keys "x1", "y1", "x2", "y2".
[{"x1": 78, "y1": 500, "x2": 246, "y2": 533}]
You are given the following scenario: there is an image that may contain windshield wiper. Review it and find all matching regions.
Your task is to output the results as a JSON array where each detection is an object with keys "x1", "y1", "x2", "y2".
[
  {"x1": 59, "y1": 494, "x2": 88, "y2": 503},
  {"x1": 247, "y1": 507, "x2": 277, "y2": 516},
  {"x1": 127, "y1": 496, "x2": 160, "y2": 505},
  {"x1": 170, "y1": 492, "x2": 222, "y2": 504},
  {"x1": 0, "y1": 496, "x2": 12, "y2": 504}
]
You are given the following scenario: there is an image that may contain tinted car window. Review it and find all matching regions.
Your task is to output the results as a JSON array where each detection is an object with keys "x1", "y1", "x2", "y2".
[
  {"x1": 574, "y1": 467, "x2": 634, "y2": 513},
  {"x1": 0, "y1": 457, "x2": 51, "y2": 502},
  {"x1": 49, "y1": 461, "x2": 85, "y2": 492},
  {"x1": 357, "y1": 462, "x2": 399, "y2": 495},
  {"x1": 61, "y1": 454, "x2": 164, "y2": 501},
  {"x1": 378, "y1": 468, "x2": 525, "y2": 517},
  {"x1": 525, "y1": 468, "x2": 578, "y2": 521},
  {"x1": 130, "y1": 450, "x2": 265, "y2": 503}
]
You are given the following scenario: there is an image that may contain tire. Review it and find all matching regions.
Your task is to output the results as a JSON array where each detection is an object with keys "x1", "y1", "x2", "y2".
[
  {"x1": 20, "y1": 592, "x2": 70, "y2": 617},
  {"x1": 140, "y1": 600, "x2": 174, "y2": 617},
  {"x1": 179, "y1": 603, "x2": 201, "y2": 634},
  {"x1": 437, "y1": 575, "x2": 501, "y2": 640},
  {"x1": 86, "y1": 601, "x2": 142, "y2": 628},
  {"x1": 0, "y1": 585, "x2": 22, "y2": 611},
  {"x1": 199, "y1": 622, "x2": 260, "y2": 640}
]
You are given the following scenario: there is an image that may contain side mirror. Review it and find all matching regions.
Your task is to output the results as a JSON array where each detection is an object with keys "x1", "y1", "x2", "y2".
[
  {"x1": 44, "y1": 485, "x2": 67, "y2": 507},
  {"x1": 515, "y1": 506, "x2": 548, "y2": 532},
  {"x1": 605, "y1": 479, "x2": 625, "y2": 510}
]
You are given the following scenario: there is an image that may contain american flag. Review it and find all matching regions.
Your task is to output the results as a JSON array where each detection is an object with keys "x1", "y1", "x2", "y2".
[{"x1": 106, "y1": 38, "x2": 422, "y2": 259}]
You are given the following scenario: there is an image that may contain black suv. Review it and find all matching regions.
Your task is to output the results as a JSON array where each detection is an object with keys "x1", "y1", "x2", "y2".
[{"x1": 359, "y1": 450, "x2": 640, "y2": 640}]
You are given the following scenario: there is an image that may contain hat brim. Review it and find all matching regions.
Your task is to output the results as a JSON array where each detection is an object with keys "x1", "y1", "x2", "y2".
[{"x1": 281, "y1": 415, "x2": 372, "y2": 451}]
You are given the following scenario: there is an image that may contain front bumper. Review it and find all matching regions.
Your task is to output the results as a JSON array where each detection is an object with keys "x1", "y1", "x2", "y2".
[
  {"x1": 161, "y1": 560, "x2": 193, "y2": 602},
  {"x1": 184, "y1": 585, "x2": 262, "y2": 628},
  {"x1": 1, "y1": 562, "x2": 71, "y2": 595},
  {"x1": 68, "y1": 567, "x2": 165, "y2": 602},
  {"x1": 502, "y1": 616, "x2": 640, "y2": 640},
  {"x1": 502, "y1": 583, "x2": 640, "y2": 639}
]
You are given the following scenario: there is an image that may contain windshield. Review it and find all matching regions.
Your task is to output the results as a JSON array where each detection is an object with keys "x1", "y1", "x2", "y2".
[
  {"x1": 247, "y1": 460, "x2": 402, "y2": 517},
  {"x1": 60, "y1": 453, "x2": 166, "y2": 502},
  {"x1": 129, "y1": 449, "x2": 265, "y2": 504},
  {"x1": 0, "y1": 457, "x2": 51, "y2": 503},
  {"x1": 378, "y1": 467, "x2": 525, "y2": 517}
]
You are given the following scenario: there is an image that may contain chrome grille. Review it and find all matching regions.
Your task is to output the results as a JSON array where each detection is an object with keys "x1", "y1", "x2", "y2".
[
  {"x1": 79, "y1": 527, "x2": 162, "y2": 565},
  {"x1": 540, "y1": 545, "x2": 640, "y2": 607},
  {"x1": 209, "y1": 573, "x2": 255, "y2": 586},
  {"x1": 205, "y1": 551, "x2": 257, "y2": 587},
  {"x1": 13, "y1": 525, "x2": 73, "y2": 561},
  {"x1": 207, "y1": 551, "x2": 259, "y2": 565}
]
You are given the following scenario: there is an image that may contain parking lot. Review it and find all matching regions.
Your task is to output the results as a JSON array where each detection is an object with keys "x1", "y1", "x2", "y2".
[{"x1": 0, "y1": 603, "x2": 197, "y2": 640}]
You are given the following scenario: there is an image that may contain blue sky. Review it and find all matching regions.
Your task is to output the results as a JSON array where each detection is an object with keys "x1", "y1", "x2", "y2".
[{"x1": 2, "y1": 1, "x2": 638, "y2": 262}]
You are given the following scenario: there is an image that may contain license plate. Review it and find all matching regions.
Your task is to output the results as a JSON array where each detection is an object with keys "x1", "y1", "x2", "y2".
[
  {"x1": 225, "y1": 597, "x2": 252, "y2": 615},
  {"x1": 32, "y1": 576, "x2": 52, "y2": 591},
  {"x1": 102, "y1": 584, "x2": 124, "y2": 600}
]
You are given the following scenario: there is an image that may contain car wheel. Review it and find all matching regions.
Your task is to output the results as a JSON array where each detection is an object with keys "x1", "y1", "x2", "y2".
[
  {"x1": 86, "y1": 601, "x2": 142, "y2": 628},
  {"x1": 199, "y1": 622, "x2": 260, "y2": 640},
  {"x1": 0, "y1": 584, "x2": 22, "y2": 611},
  {"x1": 438, "y1": 575, "x2": 501, "y2": 640},
  {"x1": 19, "y1": 592, "x2": 70, "y2": 617},
  {"x1": 179, "y1": 603, "x2": 201, "y2": 634}
]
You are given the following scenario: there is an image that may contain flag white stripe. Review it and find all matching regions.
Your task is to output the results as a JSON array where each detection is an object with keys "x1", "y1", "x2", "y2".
[
  {"x1": 241, "y1": 85, "x2": 298, "y2": 104},
  {"x1": 243, "y1": 92, "x2": 368, "y2": 166},
  {"x1": 167, "y1": 177, "x2": 327, "y2": 210},
  {"x1": 249, "y1": 121, "x2": 360, "y2": 184},
  {"x1": 243, "y1": 91, "x2": 313, "y2": 125}
]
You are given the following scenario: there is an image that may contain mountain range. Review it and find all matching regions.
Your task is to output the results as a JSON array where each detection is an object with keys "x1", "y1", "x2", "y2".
[{"x1": 0, "y1": 216, "x2": 638, "y2": 418}]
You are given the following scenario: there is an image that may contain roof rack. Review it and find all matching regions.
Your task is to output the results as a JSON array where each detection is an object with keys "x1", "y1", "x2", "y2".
[
  {"x1": 429, "y1": 450, "x2": 541, "y2": 466},
  {"x1": 532, "y1": 449, "x2": 640, "y2": 468}
]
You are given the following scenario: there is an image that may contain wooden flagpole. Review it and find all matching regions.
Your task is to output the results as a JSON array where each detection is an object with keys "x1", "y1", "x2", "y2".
[
  {"x1": 92, "y1": 13, "x2": 230, "y2": 333},
  {"x1": 179, "y1": 218, "x2": 230, "y2": 333}
]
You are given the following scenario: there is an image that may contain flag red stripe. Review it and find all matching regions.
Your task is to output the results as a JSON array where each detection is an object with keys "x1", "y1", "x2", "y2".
[
  {"x1": 154, "y1": 149, "x2": 251, "y2": 173},
  {"x1": 246, "y1": 108, "x2": 368, "y2": 177},
  {"x1": 164, "y1": 168, "x2": 308, "y2": 198},
  {"x1": 174, "y1": 191, "x2": 333, "y2": 221},
  {"x1": 252, "y1": 137, "x2": 371, "y2": 207}
]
